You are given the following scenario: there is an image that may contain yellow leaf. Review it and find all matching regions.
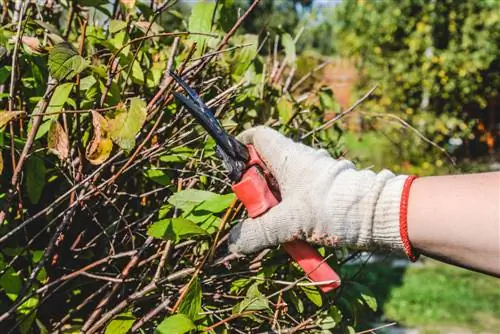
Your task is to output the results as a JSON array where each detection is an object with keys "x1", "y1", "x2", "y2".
[
  {"x1": 120, "y1": 0, "x2": 135, "y2": 9},
  {"x1": 86, "y1": 111, "x2": 113, "y2": 165},
  {"x1": 47, "y1": 121, "x2": 69, "y2": 160},
  {"x1": 0, "y1": 110, "x2": 24, "y2": 129}
]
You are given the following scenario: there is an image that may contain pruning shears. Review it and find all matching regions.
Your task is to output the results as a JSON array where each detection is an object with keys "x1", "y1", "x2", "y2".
[{"x1": 170, "y1": 71, "x2": 341, "y2": 292}]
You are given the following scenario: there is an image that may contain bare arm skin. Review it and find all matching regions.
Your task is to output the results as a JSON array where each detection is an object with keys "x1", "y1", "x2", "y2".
[{"x1": 408, "y1": 172, "x2": 500, "y2": 276}]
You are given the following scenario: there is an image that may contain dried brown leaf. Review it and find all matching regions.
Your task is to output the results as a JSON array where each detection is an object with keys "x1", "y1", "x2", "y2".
[
  {"x1": 47, "y1": 121, "x2": 69, "y2": 160},
  {"x1": 86, "y1": 111, "x2": 113, "y2": 165},
  {"x1": 21, "y1": 36, "x2": 44, "y2": 53},
  {"x1": 0, "y1": 110, "x2": 24, "y2": 129}
]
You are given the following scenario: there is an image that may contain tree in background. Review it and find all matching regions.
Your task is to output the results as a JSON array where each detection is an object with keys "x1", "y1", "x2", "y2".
[{"x1": 332, "y1": 0, "x2": 499, "y2": 169}]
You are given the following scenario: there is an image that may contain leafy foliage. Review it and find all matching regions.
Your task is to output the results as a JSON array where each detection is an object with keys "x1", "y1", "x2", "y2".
[
  {"x1": 0, "y1": 1, "x2": 439, "y2": 333},
  {"x1": 333, "y1": 0, "x2": 499, "y2": 171}
]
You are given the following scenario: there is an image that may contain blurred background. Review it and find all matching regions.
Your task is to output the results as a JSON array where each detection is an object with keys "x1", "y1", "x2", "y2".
[
  {"x1": 215, "y1": 0, "x2": 500, "y2": 332},
  {"x1": 153, "y1": 0, "x2": 500, "y2": 175}
]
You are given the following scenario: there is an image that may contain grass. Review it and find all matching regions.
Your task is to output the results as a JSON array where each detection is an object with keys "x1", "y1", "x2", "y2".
[
  {"x1": 343, "y1": 256, "x2": 500, "y2": 333},
  {"x1": 383, "y1": 258, "x2": 500, "y2": 333}
]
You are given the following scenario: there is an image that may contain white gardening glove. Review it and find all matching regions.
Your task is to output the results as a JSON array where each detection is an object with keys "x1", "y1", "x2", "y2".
[{"x1": 228, "y1": 126, "x2": 415, "y2": 257}]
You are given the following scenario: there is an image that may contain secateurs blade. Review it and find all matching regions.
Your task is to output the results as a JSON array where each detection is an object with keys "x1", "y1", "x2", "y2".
[
  {"x1": 170, "y1": 70, "x2": 341, "y2": 293},
  {"x1": 169, "y1": 70, "x2": 248, "y2": 182}
]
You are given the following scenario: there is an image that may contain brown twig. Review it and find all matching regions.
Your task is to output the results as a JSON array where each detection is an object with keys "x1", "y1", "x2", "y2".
[{"x1": 300, "y1": 85, "x2": 378, "y2": 140}]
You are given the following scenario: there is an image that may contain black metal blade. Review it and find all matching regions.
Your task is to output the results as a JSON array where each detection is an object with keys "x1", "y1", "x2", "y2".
[{"x1": 170, "y1": 71, "x2": 249, "y2": 181}]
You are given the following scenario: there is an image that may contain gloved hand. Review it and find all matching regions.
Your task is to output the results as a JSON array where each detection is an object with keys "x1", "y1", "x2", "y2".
[{"x1": 228, "y1": 126, "x2": 416, "y2": 258}]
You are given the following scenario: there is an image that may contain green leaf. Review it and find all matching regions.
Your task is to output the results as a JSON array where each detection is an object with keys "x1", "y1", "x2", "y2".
[
  {"x1": 155, "y1": 314, "x2": 196, "y2": 334},
  {"x1": 79, "y1": 75, "x2": 97, "y2": 90},
  {"x1": 168, "y1": 189, "x2": 219, "y2": 212},
  {"x1": 277, "y1": 97, "x2": 294, "y2": 124},
  {"x1": 107, "y1": 98, "x2": 147, "y2": 150},
  {"x1": 158, "y1": 204, "x2": 172, "y2": 219},
  {"x1": 109, "y1": 20, "x2": 127, "y2": 34},
  {"x1": 25, "y1": 154, "x2": 46, "y2": 204},
  {"x1": 0, "y1": 66, "x2": 11, "y2": 85},
  {"x1": 0, "y1": 268, "x2": 22, "y2": 301},
  {"x1": 319, "y1": 88, "x2": 339, "y2": 113},
  {"x1": 131, "y1": 60, "x2": 144, "y2": 84},
  {"x1": 19, "y1": 309, "x2": 36, "y2": 334},
  {"x1": 48, "y1": 43, "x2": 88, "y2": 80},
  {"x1": 188, "y1": 2, "x2": 216, "y2": 56},
  {"x1": 105, "y1": 312, "x2": 135, "y2": 334},
  {"x1": 233, "y1": 284, "x2": 269, "y2": 314},
  {"x1": 230, "y1": 278, "x2": 252, "y2": 294},
  {"x1": 178, "y1": 278, "x2": 202, "y2": 320},
  {"x1": 300, "y1": 285, "x2": 323, "y2": 307},
  {"x1": 147, "y1": 217, "x2": 208, "y2": 242},
  {"x1": 286, "y1": 291, "x2": 304, "y2": 314},
  {"x1": 143, "y1": 169, "x2": 171, "y2": 186},
  {"x1": 349, "y1": 282, "x2": 377, "y2": 312},
  {"x1": 80, "y1": 0, "x2": 108, "y2": 6},
  {"x1": 281, "y1": 33, "x2": 296, "y2": 68},
  {"x1": 46, "y1": 83, "x2": 74, "y2": 118},
  {"x1": 195, "y1": 193, "x2": 235, "y2": 213},
  {"x1": 317, "y1": 306, "x2": 343, "y2": 330},
  {"x1": 159, "y1": 147, "x2": 194, "y2": 163},
  {"x1": 219, "y1": 1, "x2": 238, "y2": 32},
  {"x1": 231, "y1": 34, "x2": 258, "y2": 78}
]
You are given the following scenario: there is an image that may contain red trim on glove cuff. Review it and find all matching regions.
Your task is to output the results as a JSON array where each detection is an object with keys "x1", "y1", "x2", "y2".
[{"x1": 400, "y1": 175, "x2": 418, "y2": 262}]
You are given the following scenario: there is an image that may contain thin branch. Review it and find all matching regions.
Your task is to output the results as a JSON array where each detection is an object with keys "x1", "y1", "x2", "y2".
[{"x1": 300, "y1": 85, "x2": 378, "y2": 140}]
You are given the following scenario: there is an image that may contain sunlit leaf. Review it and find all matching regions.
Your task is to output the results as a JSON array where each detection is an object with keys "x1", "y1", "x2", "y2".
[
  {"x1": 300, "y1": 285, "x2": 322, "y2": 307},
  {"x1": 317, "y1": 306, "x2": 343, "y2": 330},
  {"x1": 45, "y1": 83, "x2": 74, "y2": 119},
  {"x1": 188, "y1": 1, "x2": 216, "y2": 56},
  {"x1": 47, "y1": 121, "x2": 69, "y2": 160},
  {"x1": 155, "y1": 314, "x2": 195, "y2": 334},
  {"x1": 159, "y1": 147, "x2": 194, "y2": 164},
  {"x1": 277, "y1": 97, "x2": 293, "y2": 124},
  {"x1": 120, "y1": 0, "x2": 136, "y2": 10},
  {"x1": 0, "y1": 268, "x2": 21, "y2": 300},
  {"x1": 167, "y1": 189, "x2": 219, "y2": 212},
  {"x1": 147, "y1": 217, "x2": 208, "y2": 242},
  {"x1": 86, "y1": 110, "x2": 113, "y2": 165},
  {"x1": 107, "y1": 98, "x2": 147, "y2": 150},
  {"x1": 233, "y1": 284, "x2": 270, "y2": 314},
  {"x1": 178, "y1": 278, "x2": 202, "y2": 320},
  {"x1": 109, "y1": 20, "x2": 127, "y2": 34},
  {"x1": 131, "y1": 61, "x2": 144, "y2": 84},
  {"x1": 48, "y1": 43, "x2": 88, "y2": 80},
  {"x1": 0, "y1": 110, "x2": 23, "y2": 129},
  {"x1": 105, "y1": 312, "x2": 135, "y2": 334},
  {"x1": 143, "y1": 169, "x2": 171, "y2": 186},
  {"x1": 282, "y1": 33, "x2": 296, "y2": 68},
  {"x1": 195, "y1": 193, "x2": 235, "y2": 213},
  {"x1": 158, "y1": 204, "x2": 172, "y2": 219},
  {"x1": 231, "y1": 34, "x2": 258, "y2": 78}
]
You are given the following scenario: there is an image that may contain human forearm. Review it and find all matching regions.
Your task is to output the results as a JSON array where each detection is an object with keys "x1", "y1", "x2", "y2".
[{"x1": 408, "y1": 172, "x2": 500, "y2": 276}]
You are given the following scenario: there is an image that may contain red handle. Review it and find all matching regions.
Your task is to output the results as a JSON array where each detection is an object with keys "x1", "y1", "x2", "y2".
[{"x1": 232, "y1": 145, "x2": 341, "y2": 293}]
